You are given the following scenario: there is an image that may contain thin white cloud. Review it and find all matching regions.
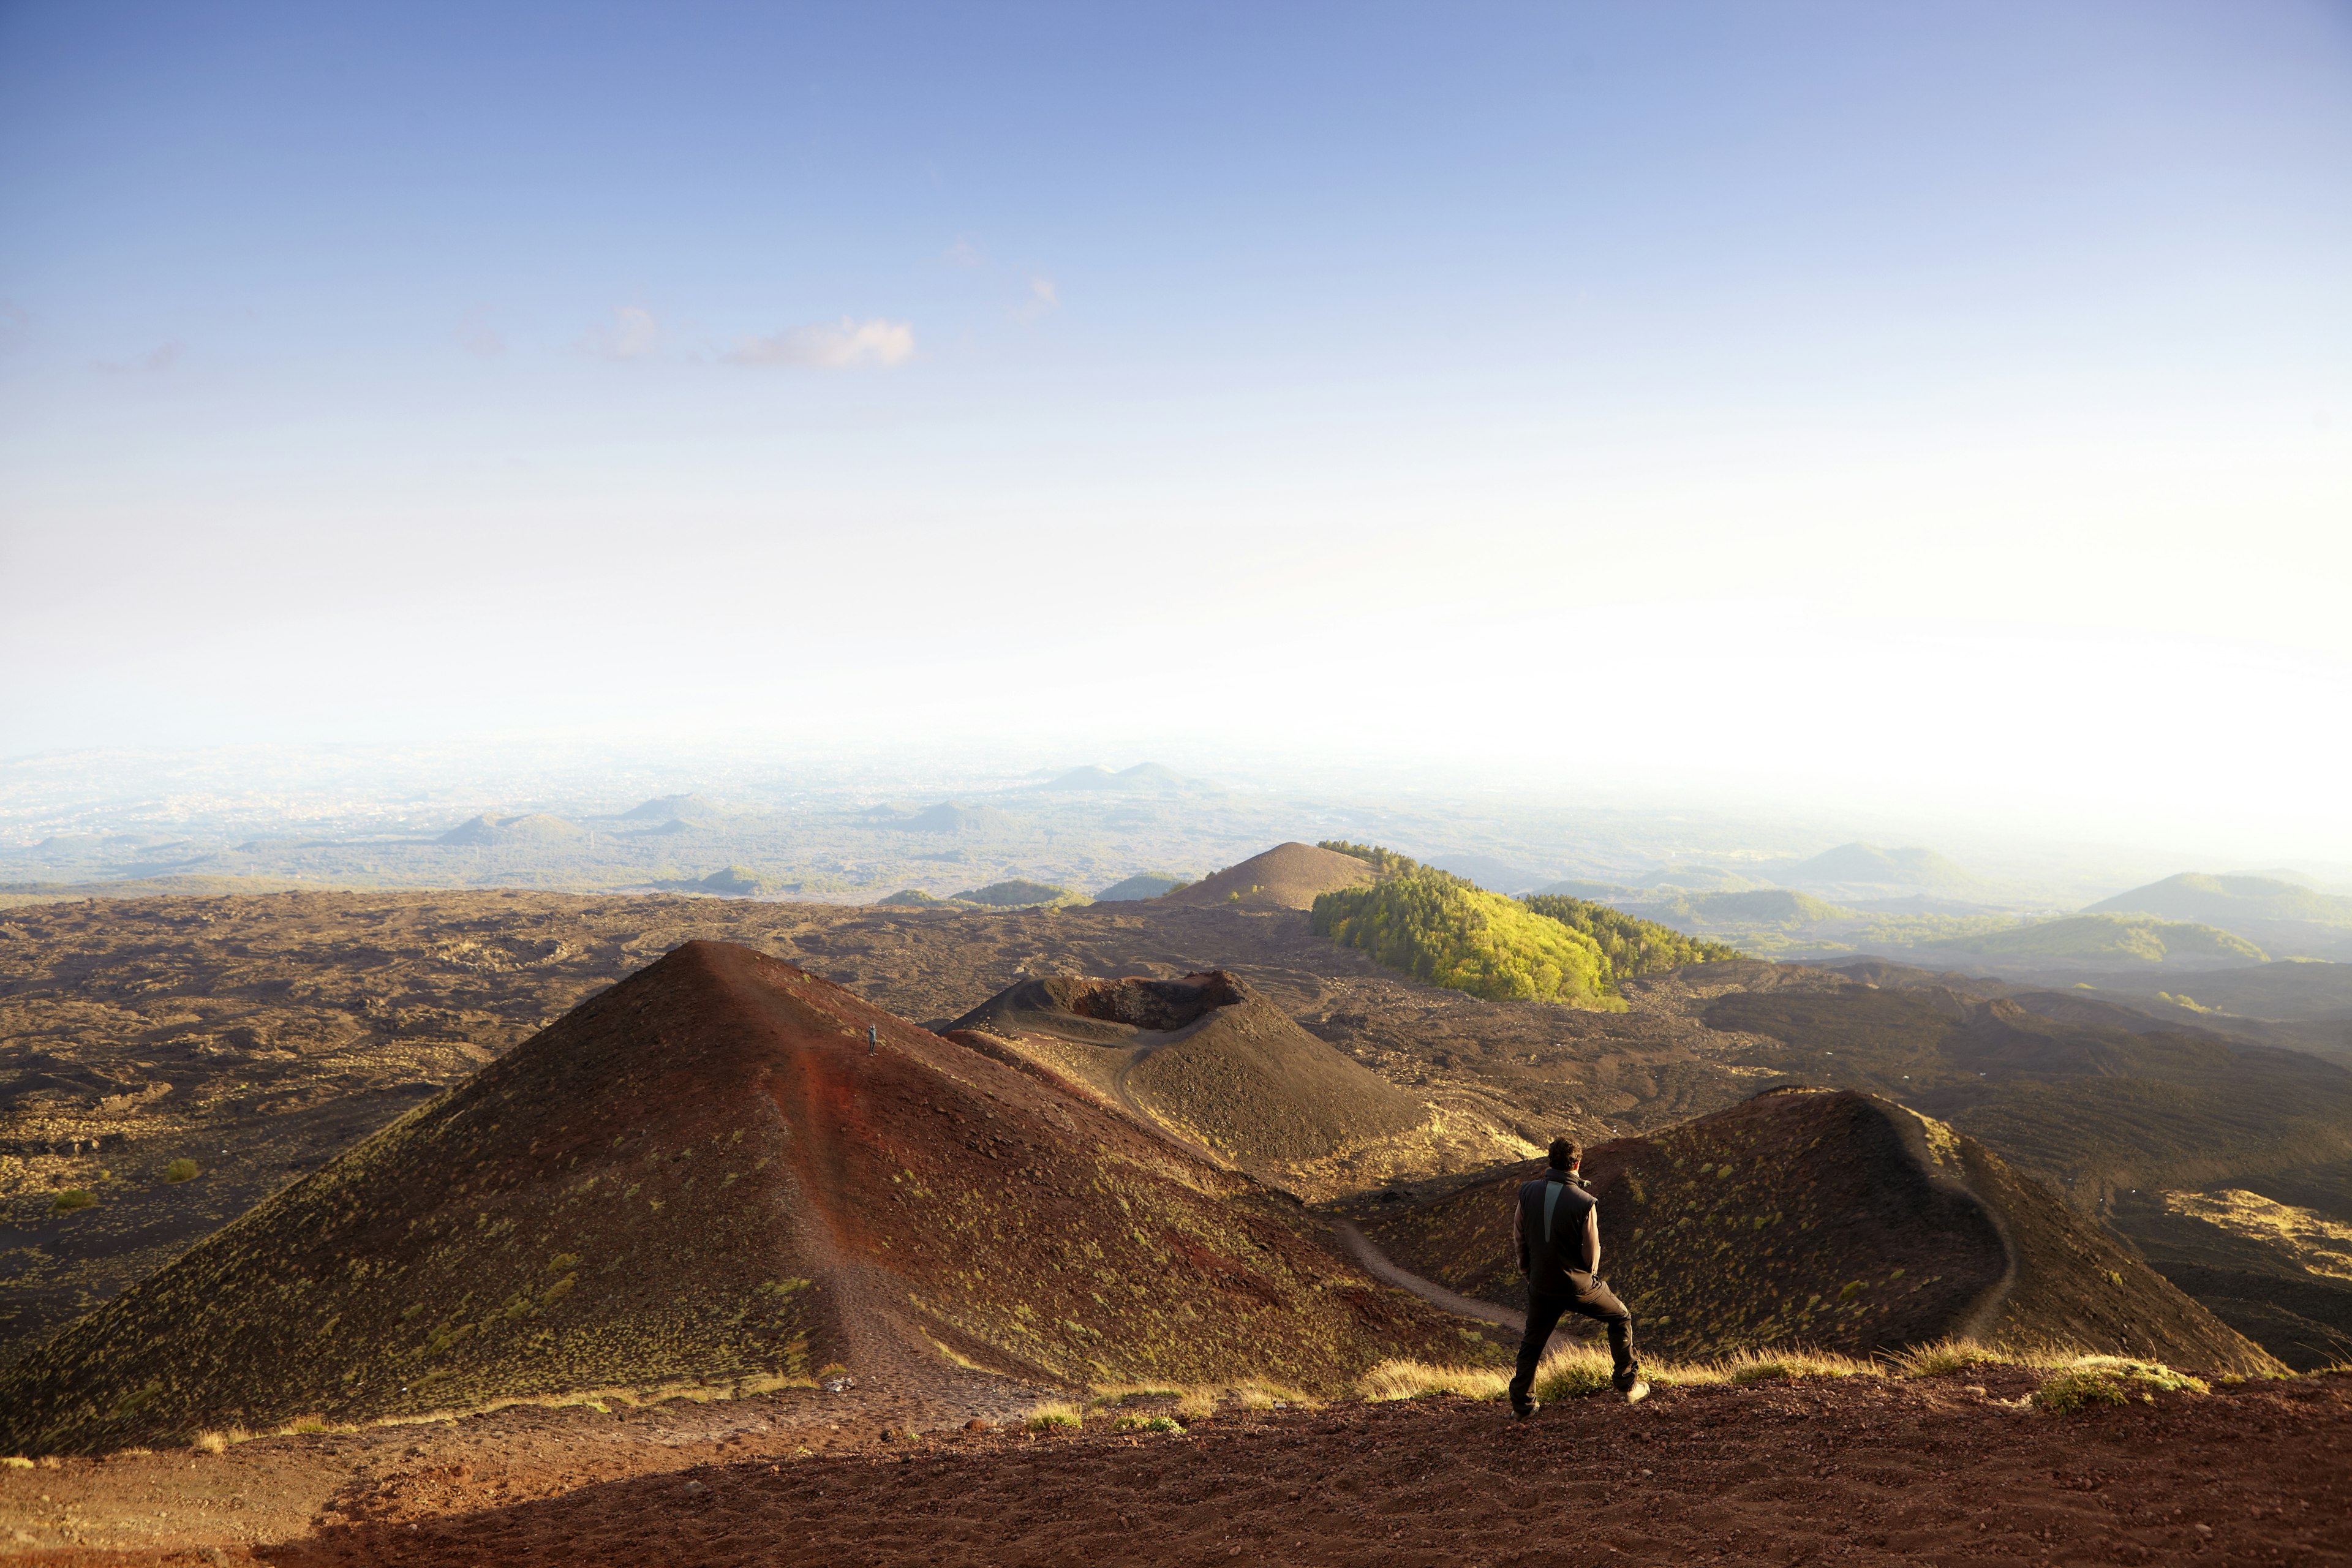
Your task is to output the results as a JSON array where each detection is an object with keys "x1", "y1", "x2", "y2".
[
  {"x1": 726, "y1": 317, "x2": 915, "y2": 369},
  {"x1": 1019, "y1": 276, "x2": 1059, "y2": 322},
  {"x1": 941, "y1": 236, "x2": 984, "y2": 267},
  {"x1": 582, "y1": 306, "x2": 660, "y2": 360}
]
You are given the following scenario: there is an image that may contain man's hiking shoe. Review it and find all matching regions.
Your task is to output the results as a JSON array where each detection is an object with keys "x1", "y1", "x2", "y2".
[
  {"x1": 1511, "y1": 1400, "x2": 1540, "y2": 1422},
  {"x1": 1623, "y1": 1380, "x2": 1651, "y2": 1406}
]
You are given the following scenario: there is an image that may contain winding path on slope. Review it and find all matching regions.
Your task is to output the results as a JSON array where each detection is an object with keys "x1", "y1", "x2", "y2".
[
  {"x1": 1330, "y1": 1218, "x2": 1613, "y2": 1357},
  {"x1": 1104, "y1": 1015, "x2": 1235, "y2": 1172},
  {"x1": 1330, "y1": 1219, "x2": 1530, "y2": 1333}
]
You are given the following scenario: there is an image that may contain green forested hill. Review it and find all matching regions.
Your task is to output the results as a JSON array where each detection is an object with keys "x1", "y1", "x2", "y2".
[
  {"x1": 1311, "y1": 866, "x2": 1622, "y2": 1008},
  {"x1": 1521, "y1": 892, "x2": 1743, "y2": 976},
  {"x1": 1312, "y1": 844, "x2": 1741, "y2": 1003}
]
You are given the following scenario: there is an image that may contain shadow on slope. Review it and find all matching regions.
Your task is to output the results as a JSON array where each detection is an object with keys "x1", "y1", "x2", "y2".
[
  {"x1": 1703, "y1": 983, "x2": 2352, "y2": 1214},
  {"x1": 2106, "y1": 1187, "x2": 2352, "y2": 1371},
  {"x1": 1342, "y1": 1088, "x2": 2275, "y2": 1375}
]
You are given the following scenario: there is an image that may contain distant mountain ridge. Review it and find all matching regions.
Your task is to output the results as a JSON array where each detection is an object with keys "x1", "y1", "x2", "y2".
[
  {"x1": 616, "y1": 793, "x2": 729, "y2": 826},
  {"x1": 1784, "y1": 842, "x2": 1977, "y2": 891},
  {"x1": 2078, "y1": 875, "x2": 2352, "y2": 963},
  {"x1": 1025, "y1": 762, "x2": 1205, "y2": 794},
  {"x1": 435, "y1": 812, "x2": 584, "y2": 847},
  {"x1": 2092, "y1": 873, "x2": 2352, "y2": 927},
  {"x1": 1953, "y1": 913, "x2": 2264, "y2": 965},
  {"x1": 904, "y1": 801, "x2": 1016, "y2": 835}
]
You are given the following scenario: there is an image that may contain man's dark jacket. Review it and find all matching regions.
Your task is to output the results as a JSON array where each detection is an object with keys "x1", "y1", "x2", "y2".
[{"x1": 1513, "y1": 1167, "x2": 1601, "y2": 1292}]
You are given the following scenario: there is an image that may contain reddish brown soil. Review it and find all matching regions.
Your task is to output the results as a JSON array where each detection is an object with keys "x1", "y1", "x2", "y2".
[{"x1": 7, "y1": 1371, "x2": 2350, "y2": 1566}]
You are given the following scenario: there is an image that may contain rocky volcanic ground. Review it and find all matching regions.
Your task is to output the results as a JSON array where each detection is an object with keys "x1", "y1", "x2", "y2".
[
  {"x1": 0, "y1": 892, "x2": 1784, "y2": 1347},
  {"x1": 10, "y1": 889, "x2": 2352, "y2": 1566},
  {"x1": 1, "y1": 1370, "x2": 2347, "y2": 1565}
]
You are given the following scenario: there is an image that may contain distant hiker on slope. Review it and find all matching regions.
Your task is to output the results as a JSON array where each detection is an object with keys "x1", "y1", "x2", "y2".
[{"x1": 1509, "y1": 1136, "x2": 1646, "y2": 1418}]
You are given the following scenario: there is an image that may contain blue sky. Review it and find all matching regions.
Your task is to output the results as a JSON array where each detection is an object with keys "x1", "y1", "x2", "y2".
[{"x1": 2, "y1": 2, "x2": 2348, "y2": 852}]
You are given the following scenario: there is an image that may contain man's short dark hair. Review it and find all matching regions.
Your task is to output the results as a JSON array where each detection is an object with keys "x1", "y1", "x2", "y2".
[{"x1": 1548, "y1": 1136, "x2": 1580, "y2": 1169}]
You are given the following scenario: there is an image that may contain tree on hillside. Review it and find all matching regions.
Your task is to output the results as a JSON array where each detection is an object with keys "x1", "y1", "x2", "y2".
[
  {"x1": 1317, "y1": 840, "x2": 1424, "y2": 877},
  {"x1": 1522, "y1": 894, "x2": 1743, "y2": 977}
]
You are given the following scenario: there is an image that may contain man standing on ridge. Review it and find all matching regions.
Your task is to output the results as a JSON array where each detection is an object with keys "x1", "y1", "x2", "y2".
[{"x1": 1509, "y1": 1136, "x2": 1646, "y2": 1418}]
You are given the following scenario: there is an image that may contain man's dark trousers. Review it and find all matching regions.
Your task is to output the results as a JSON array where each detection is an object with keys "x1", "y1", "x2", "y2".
[{"x1": 1509, "y1": 1272, "x2": 1635, "y2": 1408}]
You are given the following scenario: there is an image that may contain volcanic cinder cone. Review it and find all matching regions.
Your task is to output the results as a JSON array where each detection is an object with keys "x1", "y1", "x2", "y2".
[
  {"x1": 0, "y1": 943, "x2": 1471, "y2": 1455},
  {"x1": 1161, "y1": 842, "x2": 1378, "y2": 910},
  {"x1": 1351, "y1": 1087, "x2": 2282, "y2": 1376},
  {"x1": 946, "y1": 971, "x2": 1435, "y2": 1191}
]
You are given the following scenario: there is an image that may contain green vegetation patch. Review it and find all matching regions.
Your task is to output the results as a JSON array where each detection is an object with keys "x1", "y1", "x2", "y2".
[
  {"x1": 1311, "y1": 843, "x2": 1732, "y2": 1003},
  {"x1": 1113, "y1": 1413, "x2": 1184, "y2": 1433},
  {"x1": 162, "y1": 1159, "x2": 200, "y2": 1184},
  {"x1": 1521, "y1": 893, "x2": 1742, "y2": 976},
  {"x1": 51, "y1": 1190, "x2": 96, "y2": 1212},
  {"x1": 1312, "y1": 865, "x2": 1620, "y2": 1008},
  {"x1": 2032, "y1": 1357, "x2": 2208, "y2": 1412}
]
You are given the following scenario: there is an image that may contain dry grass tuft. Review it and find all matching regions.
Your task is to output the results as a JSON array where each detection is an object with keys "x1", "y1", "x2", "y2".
[
  {"x1": 1370, "y1": 1342, "x2": 1877, "y2": 1406},
  {"x1": 190, "y1": 1430, "x2": 229, "y2": 1454},
  {"x1": 1721, "y1": 1349, "x2": 1875, "y2": 1384},
  {"x1": 1230, "y1": 1379, "x2": 1316, "y2": 1411},
  {"x1": 2032, "y1": 1357, "x2": 2208, "y2": 1414},
  {"x1": 1022, "y1": 1401, "x2": 1084, "y2": 1433},
  {"x1": 1532, "y1": 1346, "x2": 1623, "y2": 1401},
  {"x1": 1887, "y1": 1337, "x2": 2008, "y2": 1376},
  {"x1": 1358, "y1": 1360, "x2": 1511, "y2": 1403}
]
